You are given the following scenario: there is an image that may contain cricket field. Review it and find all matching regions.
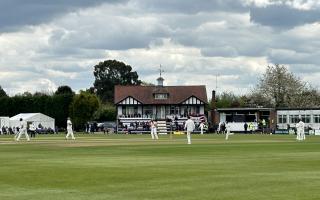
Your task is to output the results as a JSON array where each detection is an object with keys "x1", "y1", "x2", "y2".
[{"x1": 0, "y1": 133, "x2": 319, "y2": 200}]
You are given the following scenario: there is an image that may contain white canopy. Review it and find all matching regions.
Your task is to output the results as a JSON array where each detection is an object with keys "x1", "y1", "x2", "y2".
[{"x1": 10, "y1": 113, "x2": 55, "y2": 129}]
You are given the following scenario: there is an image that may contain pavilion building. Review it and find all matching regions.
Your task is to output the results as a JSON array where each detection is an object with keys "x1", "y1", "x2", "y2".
[{"x1": 114, "y1": 75, "x2": 208, "y2": 134}]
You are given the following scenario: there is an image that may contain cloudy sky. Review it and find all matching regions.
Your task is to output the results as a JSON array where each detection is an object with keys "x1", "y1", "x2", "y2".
[{"x1": 1, "y1": 0, "x2": 320, "y2": 97}]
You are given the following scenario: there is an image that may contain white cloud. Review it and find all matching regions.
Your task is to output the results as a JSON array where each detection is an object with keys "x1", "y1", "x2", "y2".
[
  {"x1": 286, "y1": 0, "x2": 320, "y2": 10},
  {"x1": 0, "y1": 70, "x2": 57, "y2": 95},
  {"x1": 243, "y1": 0, "x2": 276, "y2": 7},
  {"x1": 0, "y1": 0, "x2": 319, "y2": 97},
  {"x1": 106, "y1": 39, "x2": 268, "y2": 95},
  {"x1": 245, "y1": 0, "x2": 320, "y2": 10}
]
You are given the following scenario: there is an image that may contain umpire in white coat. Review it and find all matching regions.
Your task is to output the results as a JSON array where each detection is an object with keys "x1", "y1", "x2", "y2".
[{"x1": 184, "y1": 116, "x2": 195, "y2": 144}]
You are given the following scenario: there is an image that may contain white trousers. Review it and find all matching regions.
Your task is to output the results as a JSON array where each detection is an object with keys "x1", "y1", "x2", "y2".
[
  {"x1": 297, "y1": 129, "x2": 305, "y2": 141},
  {"x1": 225, "y1": 130, "x2": 230, "y2": 140},
  {"x1": 151, "y1": 128, "x2": 158, "y2": 139},
  {"x1": 187, "y1": 131, "x2": 191, "y2": 144},
  {"x1": 66, "y1": 128, "x2": 75, "y2": 140},
  {"x1": 302, "y1": 131, "x2": 305, "y2": 140},
  {"x1": 16, "y1": 129, "x2": 30, "y2": 141},
  {"x1": 14, "y1": 132, "x2": 19, "y2": 140},
  {"x1": 200, "y1": 128, "x2": 203, "y2": 135}
]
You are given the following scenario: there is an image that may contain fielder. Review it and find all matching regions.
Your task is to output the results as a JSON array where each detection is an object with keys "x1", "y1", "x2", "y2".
[
  {"x1": 16, "y1": 118, "x2": 30, "y2": 141},
  {"x1": 184, "y1": 116, "x2": 195, "y2": 144},
  {"x1": 296, "y1": 119, "x2": 305, "y2": 141},
  {"x1": 225, "y1": 122, "x2": 231, "y2": 140},
  {"x1": 66, "y1": 117, "x2": 75, "y2": 140},
  {"x1": 199, "y1": 122, "x2": 205, "y2": 135},
  {"x1": 150, "y1": 120, "x2": 158, "y2": 140}
]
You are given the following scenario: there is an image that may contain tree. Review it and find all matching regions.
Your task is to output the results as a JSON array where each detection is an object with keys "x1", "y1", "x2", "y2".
[
  {"x1": 0, "y1": 86, "x2": 8, "y2": 98},
  {"x1": 252, "y1": 64, "x2": 320, "y2": 108},
  {"x1": 246, "y1": 92, "x2": 273, "y2": 108},
  {"x1": 55, "y1": 85, "x2": 74, "y2": 95},
  {"x1": 215, "y1": 91, "x2": 244, "y2": 108},
  {"x1": 22, "y1": 91, "x2": 32, "y2": 97},
  {"x1": 0, "y1": 91, "x2": 75, "y2": 129},
  {"x1": 85, "y1": 87, "x2": 96, "y2": 94},
  {"x1": 51, "y1": 94, "x2": 74, "y2": 128},
  {"x1": 93, "y1": 103, "x2": 117, "y2": 121},
  {"x1": 93, "y1": 60, "x2": 142, "y2": 102},
  {"x1": 52, "y1": 86, "x2": 75, "y2": 128},
  {"x1": 288, "y1": 86, "x2": 320, "y2": 108},
  {"x1": 69, "y1": 91, "x2": 100, "y2": 130}
]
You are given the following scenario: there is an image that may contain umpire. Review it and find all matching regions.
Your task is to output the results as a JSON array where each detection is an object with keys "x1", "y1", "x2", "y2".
[{"x1": 29, "y1": 123, "x2": 37, "y2": 138}]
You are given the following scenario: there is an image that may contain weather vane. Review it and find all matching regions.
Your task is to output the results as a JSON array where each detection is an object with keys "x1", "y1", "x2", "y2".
[{"x1": 159, "y1": 64, "x2": 164, "y2": 78}]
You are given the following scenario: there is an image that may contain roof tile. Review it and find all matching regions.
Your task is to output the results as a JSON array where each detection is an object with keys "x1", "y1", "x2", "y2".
[{"x1": 114, "y1": 85, "x2": 208, "y2": 105}]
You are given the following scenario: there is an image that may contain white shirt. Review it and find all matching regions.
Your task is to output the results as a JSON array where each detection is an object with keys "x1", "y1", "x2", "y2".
[
  {"x1": 199, "y1": 123, "x2": 205, "y2": 129},
  {"x1": 184, "y1": 119, "x2": 195, "y2": 132},
  {"x1": 296, "y1": 121, "x2": 305, "y2": 131},
  {"x1": 20, "y1": 120, "x2": 27, "y2": 130},
  {"x1": 29, "y1": 124, "x2": 36, "y2": 131},
  {"x1": 150, "y1": 121, "x2": 157, "y2": 129},
  {"x1": 226, "y1": 123, "x2": 231, "y2": 131},
  {"x1": 67, "y1": 119, "x2": 73, "y2": 129}
]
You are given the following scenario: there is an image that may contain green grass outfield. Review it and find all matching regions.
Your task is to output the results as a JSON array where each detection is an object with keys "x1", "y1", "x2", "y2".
[{"x1": 0, "y1": 133, "x2": 320, "y2": 200}]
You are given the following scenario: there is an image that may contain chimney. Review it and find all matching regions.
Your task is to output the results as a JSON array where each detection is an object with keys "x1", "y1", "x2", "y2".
[
  {"x1": 210, "y1": 90, "x2": 218, "y2": 128},
  {"x1": 211, "y1": 90, "x2": 216, "y2": 110}
]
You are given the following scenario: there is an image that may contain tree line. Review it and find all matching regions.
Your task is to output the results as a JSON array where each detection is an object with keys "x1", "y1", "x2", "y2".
[
  {"x1": 0, "y1": 87, "x2": 72, "y2": 128},
  {"x1": 0, "y1": 60, "x2": 140, "y2": 130}
]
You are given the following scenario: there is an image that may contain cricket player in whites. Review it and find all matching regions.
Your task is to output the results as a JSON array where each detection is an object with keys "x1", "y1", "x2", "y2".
[
  {"x1": 296, "y1": 118, "x2": 305, "y2": 141},
  {"x1": 225, "y1": 122, "x2": 231, "y2": 140},
  {"x1": 199, "y1": 121, "x2": 205, "y2": 135},
  {"x1": 66, "y1": 117, "x2": 75, "y2": 140},
  {"x1": 184, "y1": 116, "x2": 195, "y2": 144},
  {"x1": 16, "y1": 118, "x2": 30, "y2": 141},
  {"x1": 150, "y1": 120, "x2": 158, "y2": 140}
]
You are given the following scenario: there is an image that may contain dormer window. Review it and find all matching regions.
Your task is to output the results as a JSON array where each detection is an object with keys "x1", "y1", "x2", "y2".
[{"x1": 155, "y1": 93, "x2": 168, "y2": 100}]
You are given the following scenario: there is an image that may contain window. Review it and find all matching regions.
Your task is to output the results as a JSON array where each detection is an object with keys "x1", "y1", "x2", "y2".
[
  {"x1": 169, "y1": 106, "x2": 180, "y2": 115},
  {"x1": 121, "y1": 106, "x2": 126, "y2": 115},
  {"x1": 301, "y1": 115, "x2": 311, "y2": 123},
  {"x1": 122, "y1": 106, "x2": 138, "y2": 115},
  {"x1": 170, "y1": 106, "x2": 175, "y2": 115},
  {"x1": 155, "y1": 93, "x2": 168, "y2": 99},
  {"x1": 226, "y1": 114, "x2": 233, "y2": 122},
  {"x1": 289, "y1": 115, "x2": 299, "y2": 123},
  {"x1": 175, "y1": 106, "x2": 180, "y2": 115},
  {"x1": 189, "y1": 106, "x2": 200, "y2": 115},
  {"x1": 143, "y1": 106, "x2": 153, "y2": 116},
  {"x1": 314, "y1": 115, "x2": 320, "y2": 123},
  {"x1": 278, "y1": 115, "x2": 287, "y2": 124},
  {"x1": 196, "y1": 106, "x2": 200, "y2": 114},
  {"x1": 166, "y1": 106, "x2": 170, "y2": 115}
]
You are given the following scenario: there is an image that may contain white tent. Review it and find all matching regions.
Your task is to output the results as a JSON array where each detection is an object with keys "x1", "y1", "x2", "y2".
[{"x1": 10, "y1": 113, "x2": 55, "y2": 130}]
